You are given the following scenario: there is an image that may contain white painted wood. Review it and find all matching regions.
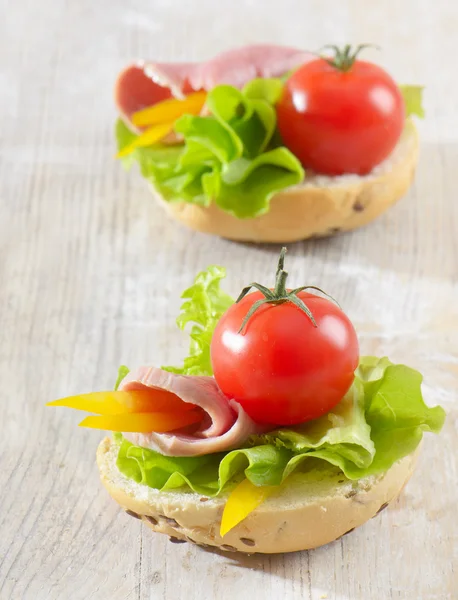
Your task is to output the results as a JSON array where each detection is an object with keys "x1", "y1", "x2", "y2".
[{"x1": 1, "y1": 1, "x2": 457, "y2": 598}]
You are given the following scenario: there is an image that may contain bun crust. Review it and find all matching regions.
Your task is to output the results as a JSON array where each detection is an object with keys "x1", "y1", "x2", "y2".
[
  {"x1": 97, "y1": 437, "x2": 419, "y2": 554},
  {"x1": 153, "y1": 121, "x2": 418, "y2": 243}
]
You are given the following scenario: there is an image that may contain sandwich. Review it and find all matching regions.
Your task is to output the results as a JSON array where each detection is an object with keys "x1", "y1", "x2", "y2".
[
  {"x1": 48, "y1": 249, "x2": 445, "y2": 553},
  {"x1": 115, "y1": 44, "x2": 424, "y2": 242}
]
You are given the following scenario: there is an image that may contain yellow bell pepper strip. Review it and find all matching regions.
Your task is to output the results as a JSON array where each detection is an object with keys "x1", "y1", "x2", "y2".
[
  {"x1": 46, "y1": 390, "x2": 195, "y2": 415},
  {"x1": 220, "y1": 478, "x2": 278, "y2": 537},
  {"x1": 131, "y1": 91, "x2": 207, "y2": 128},
  {"x1": 116, "y1": 122, "x2": 175, "y2": 159},
  {"x1": 78, "y1": 409, "x2": 203, "y2": 433}
]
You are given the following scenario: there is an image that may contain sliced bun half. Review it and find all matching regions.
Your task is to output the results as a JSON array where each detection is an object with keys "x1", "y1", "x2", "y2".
[
  {"x1": 152, "y1": 120, "x2": 418, "y2": 243},
  {"x1": 97, "y1": 436, "x2": 419, "y2": 554}
]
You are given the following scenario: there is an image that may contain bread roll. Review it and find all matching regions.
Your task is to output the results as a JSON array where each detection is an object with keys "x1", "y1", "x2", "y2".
[
  {"x1": 97, "y1": 436, "x2": 418, "y2": 554},
  {"x1": 153, "y1": 120, "x2": 418, "y2": 243}
]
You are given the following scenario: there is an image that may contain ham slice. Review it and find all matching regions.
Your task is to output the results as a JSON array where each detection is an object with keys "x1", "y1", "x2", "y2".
[
  {"x1": 185, "y1": 44, "x2": 313, "y2": 91},
  {"x1": 115, "y1": 44, "x2": 313, "y2": 129},
  {"x1": 118, "y1": 366, "x2": 262, "y2": 457}
]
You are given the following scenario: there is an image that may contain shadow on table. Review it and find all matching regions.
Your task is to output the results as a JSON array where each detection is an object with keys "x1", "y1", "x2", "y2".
[
  {"x1": 194, "y1": 535, "x2": 337, "y2": 570},
  {"x1": 171, "y1": 140, "x2": 458, "y2": 283}
]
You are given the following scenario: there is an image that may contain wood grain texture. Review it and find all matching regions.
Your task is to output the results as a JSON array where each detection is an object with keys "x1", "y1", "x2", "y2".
[{"x1": 1, "y1": 1, "x2": 457, "y2": 598}]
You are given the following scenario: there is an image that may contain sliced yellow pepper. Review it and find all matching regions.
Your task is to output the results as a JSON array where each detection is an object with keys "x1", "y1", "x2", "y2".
[
  {"x1": 116, "y1": 122, "x2": 174, "y2": 159},
  {"x1": 131, "y1": 91, "x2": 207, "y2": 128},
  {"x1": 78, "y1": 409, "x2": 203, "y2": 433},
  {"x1": 220, "y1": 479, "x2": 278, "y2": 537},
  {"x1": 46, "y1": 390, "x2": 196, "y2": 415}
]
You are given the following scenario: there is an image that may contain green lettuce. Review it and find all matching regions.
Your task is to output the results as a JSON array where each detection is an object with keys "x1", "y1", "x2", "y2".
[
  {"x1": 400, "y1": 85, "x2": 425, "y2": 119},
  {"x1": 114, "y1": 365, "x2": 130, "y2": 391},
  {"x1": 114, "y1": 264, "x2": 232, "y2": 382},
  {"x1": 250, "y1": 356, "x2": 445, "y2": 480},
  {"x1": 116, "y1": 353, "x2": 445, "y2": 494},
  {"x1": 116, "y1": 434, "x2": 294, "y2": 496},
  {"x1": 162, "y1": 266, "x2": 233, "y2": 376},
  {"x1": 116, "y1": 79, "x2": 424, "y2": 220},
  {"x1": 116, "y1": 79, "x2": 304, "y2": 219},
  {"x1": 242, "y1": 77, "x2": 284, "y2": 104}
]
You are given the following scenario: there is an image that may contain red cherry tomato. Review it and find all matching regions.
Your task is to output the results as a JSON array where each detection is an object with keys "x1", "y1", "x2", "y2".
[
  {"x1": 210, "y1": 251, "x2": 359, "y2": 426},
  {"x1": 276, "y1": 47, "x2": 405, "y2": 175}
]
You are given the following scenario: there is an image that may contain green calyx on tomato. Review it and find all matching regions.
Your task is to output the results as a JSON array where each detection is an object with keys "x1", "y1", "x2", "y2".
[
  {"x1": 236, "y1": 247, "x2": 335, "y2": 333},
  {"x1": 320, "y1": 43, "x2": 377, "y2": 72},
  {"x1": 210, "y1": 249, "x2": 360, "y2": 426}
]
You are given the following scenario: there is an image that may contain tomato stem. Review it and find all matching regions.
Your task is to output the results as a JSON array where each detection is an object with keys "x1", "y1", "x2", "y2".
[
  {"x1": 320, "y1": 43, "x2": 379, "y2": 72},
  {"x1": 274, "y1": 270, "x2": 288, "y2": 297},
  {"x1": 236, "y1": 247, "x2": 337, "y2": 333}
]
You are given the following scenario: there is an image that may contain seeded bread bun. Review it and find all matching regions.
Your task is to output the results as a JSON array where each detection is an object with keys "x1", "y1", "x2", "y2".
[
  {"x1": 152, "y1": 120, "x2": 418, "y2": 243},
  {"x1": 97, "y1": 436, "x2": 419, "y2": 554}
]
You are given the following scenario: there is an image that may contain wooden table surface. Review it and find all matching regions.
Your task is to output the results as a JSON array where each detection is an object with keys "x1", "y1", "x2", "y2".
[{"x1": 1, "y1": 1, "x2": 457, "y2": 599}]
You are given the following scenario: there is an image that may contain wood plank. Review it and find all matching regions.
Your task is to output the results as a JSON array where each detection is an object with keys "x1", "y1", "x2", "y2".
[{"x1": 0, "y1": 0, "x2": 456, "y2": 598}]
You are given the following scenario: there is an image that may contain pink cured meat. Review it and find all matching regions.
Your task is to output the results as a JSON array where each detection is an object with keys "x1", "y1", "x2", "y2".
[
  {"x1": 119, "y1": 366, "x2": 262, "y2": 457},
  {"x1": 115, "y1": 44, "x2": 313, "y2": 127},
  {"x1": 186, "y1": 44, "x2": 313, "y2": 91}
]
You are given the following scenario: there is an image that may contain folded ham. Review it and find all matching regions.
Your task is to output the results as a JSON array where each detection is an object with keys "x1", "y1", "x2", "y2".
[
  {"x1": 115, "y1": 44, "x2": 313, "y2": 127},
  {"x1": 119, "y1": 366, "x2": 263, "y2": 456},
  {"x1": 185, "y1": 44, "x2": 313, "y2": 91}
]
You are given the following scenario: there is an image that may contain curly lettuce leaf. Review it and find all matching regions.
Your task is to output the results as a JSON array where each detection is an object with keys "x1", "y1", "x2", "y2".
[
  {"x1": 242, "y1": 77, "x2": 284, "y2": 105},
  {"x1": 116, "y1": 434, "x2": 295, "y2": 496},
  {"x1": 400, "y1": 85, "x2": 425, "y2": 119},
  {"x1": 216, "y1": 149, "x2": 304, "y2": 218},
  {"x1": 252, "y1": 381, "x2": 375, "y2": 473},
  {"x1": 252, "y1": 357, "x2": 445, "y2": 480},
  {"x1": 162, "y1": 266, "x2": 233, "y2": 376},
  {"x1": 116, "y1": 120, "x2": 183, "y2": 175},
  {"x1": 115, "y1": 80, "x2": 304, "y2": 220},
  {"x1": 205, "y1": 85, "x2": 276, "y2": 156},
  {"x1": 116, "y1": 266, "x2": 232, "y2": 382},
  {"x1": 115, "y1": 433, "x2": 224, "y2": 495},
  {"x1": 355, "y1": 356, "x2": 444, "y2": 474},
  {"x1": 114, "y1": 365, "x2": 130, "y2": 391},
  {"x1": 175, "y1": 113, "x2": 242, "y2": 163},
  {"x1": 115, "y1": 357, "x2": 445, "y2": 494}
]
